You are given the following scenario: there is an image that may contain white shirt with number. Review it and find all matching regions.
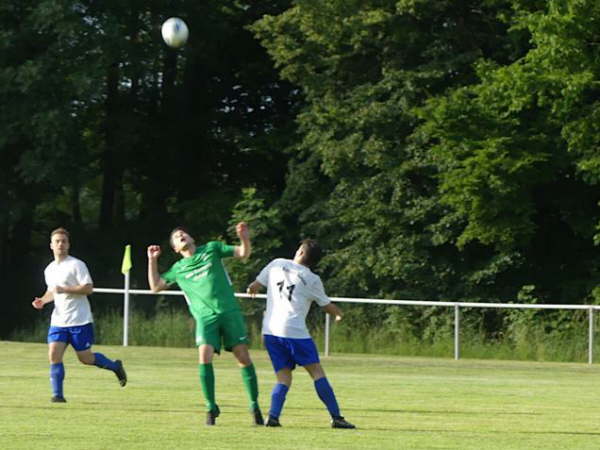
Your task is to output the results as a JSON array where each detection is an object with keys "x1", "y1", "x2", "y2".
[
  {"x1": 44, "y1": 255, "x2": 94, "y2": 327},
  {"x1": 256, "y1": 258, "x2": 330, "y2": 339}
]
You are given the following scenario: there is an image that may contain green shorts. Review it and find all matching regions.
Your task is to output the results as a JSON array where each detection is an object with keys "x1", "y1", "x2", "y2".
[{"x1": 193, "y1": 309, "x2": 249, "y2": 353}]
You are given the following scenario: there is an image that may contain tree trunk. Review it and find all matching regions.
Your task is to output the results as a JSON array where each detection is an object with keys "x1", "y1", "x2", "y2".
[
  {"x1": 99, "y1": 62, "x2": 120, "y2": 230},
  {"x1": 71, "y1": 179, "x2": 82, "y2": 225}
]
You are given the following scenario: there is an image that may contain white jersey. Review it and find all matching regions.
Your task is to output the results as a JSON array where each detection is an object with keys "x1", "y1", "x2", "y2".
[
  {"x1": 44, "y1": 255, "x2": 94, "y2": 327},
  {"x1": 256, "y1": 258, "x2": 330, "y2": 339}
]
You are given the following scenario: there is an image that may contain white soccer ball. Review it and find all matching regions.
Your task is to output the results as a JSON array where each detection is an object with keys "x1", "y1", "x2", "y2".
[{"x1": 161, "y1": 17, "x2": 189, "y2": 48}]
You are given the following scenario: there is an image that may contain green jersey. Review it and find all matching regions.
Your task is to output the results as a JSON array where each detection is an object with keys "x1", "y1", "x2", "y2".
[{"x1": 161, "y1": 241, "x2": 240, "y2": 317}]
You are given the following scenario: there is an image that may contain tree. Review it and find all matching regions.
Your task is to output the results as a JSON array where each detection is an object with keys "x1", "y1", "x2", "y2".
[
  {"x1": 252, "y1": 0, "x2": 529, "y2": 303},
  {"x1": 0, "y1": 0, "x2": 296, "y2": 336},
  {"x1": 420, "y1": 0, "x2": 600, "y2": 304}
]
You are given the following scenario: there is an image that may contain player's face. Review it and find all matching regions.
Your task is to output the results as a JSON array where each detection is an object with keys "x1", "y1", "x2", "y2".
[
  {"x1": 171, "y1": 229, "x2": 195, "y2": 253},
  {"x1": 50, "y1": 233, "x2": 70, "y2": 257},
  {"x1": 294, "y1": 244, "x2": 305, "y2": 261}
]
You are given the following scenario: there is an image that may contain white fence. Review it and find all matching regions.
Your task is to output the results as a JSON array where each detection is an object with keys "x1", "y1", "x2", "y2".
[{"x1": 93, "y1": 287, "x2": 600, "y2": 364}]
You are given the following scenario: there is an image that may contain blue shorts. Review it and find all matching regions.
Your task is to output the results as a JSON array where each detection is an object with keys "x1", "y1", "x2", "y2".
[
  {"x1": 47, "y1": 323, "x2": 94, "y2": 352},
  {"x1": 264, "y1": 334, "x2": 320, "y2": 373}
]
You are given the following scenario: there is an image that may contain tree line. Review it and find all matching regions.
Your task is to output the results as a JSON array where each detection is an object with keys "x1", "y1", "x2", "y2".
[{"x1": 2, "y1": 0, "x2": 599, "y2": 340}]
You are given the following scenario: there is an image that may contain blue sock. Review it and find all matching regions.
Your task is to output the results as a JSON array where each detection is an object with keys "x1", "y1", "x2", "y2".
[
  {"x1": 269, "y1": 383, "x2": 289, "y2": 419},
  {"x1": 50, "y1": 363, "x2": 65, "y2": 398},
  {"x1": 314, "y1": 377, "x2": 340, "y2": 418},
  {"x1": 93, "y1": 353, "x2": 118, "y2": 371}
]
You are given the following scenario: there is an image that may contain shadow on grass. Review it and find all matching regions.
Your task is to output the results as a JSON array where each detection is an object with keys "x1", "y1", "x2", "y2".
[
  {"x1": 351, "y1": 407, "x2": 541, "y2": 416},
  {"x1": 401, "y1": 428, "x2": 600, "y2": 437}
]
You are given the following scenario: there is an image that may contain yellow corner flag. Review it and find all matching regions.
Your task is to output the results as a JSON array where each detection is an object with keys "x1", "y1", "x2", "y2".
[{"x1": 121, "y1": 244, "x2": 132, "y2": 274}]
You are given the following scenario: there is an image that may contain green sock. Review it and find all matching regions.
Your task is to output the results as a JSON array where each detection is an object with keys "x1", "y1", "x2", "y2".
[
  {"x1": 240, "y1": 364, "x2": 259, "y2": 411},
  {"x1": 198, "y1": 363, "x2": 216, "y2": 411}
]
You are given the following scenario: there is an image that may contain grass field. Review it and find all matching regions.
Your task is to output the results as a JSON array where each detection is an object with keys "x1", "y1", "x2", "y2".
[{"x1": 2, "y1": 341, "x2": 600, "y2": 449}]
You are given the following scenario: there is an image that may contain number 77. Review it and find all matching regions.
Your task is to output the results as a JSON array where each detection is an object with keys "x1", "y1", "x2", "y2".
[{"x1": 276, "y1": 281, "x2": 295, "y2": 302}]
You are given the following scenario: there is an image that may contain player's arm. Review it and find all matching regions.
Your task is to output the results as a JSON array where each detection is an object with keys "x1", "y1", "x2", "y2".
[
  {"x1": 233, "y1": 222, "x2": 251, "y2": 261},
  {"x1": 147, "y1": 245, "x2": 168, "y2": 292},
  {"x1": 321, "y1": 302, "x2": 343, "y2": 322},
  {"x1": 32, "y1": 290, "x2": 55, "y2": 310},
  {"x1": 312, "y1": 277, "x2": 342, "y2": 321},
  {"x1": 54, "y1": 284, "x2": 93, "y2": 295},
  {"x1": 246, "y1": 280, "x2": 265, "y2": 296}
]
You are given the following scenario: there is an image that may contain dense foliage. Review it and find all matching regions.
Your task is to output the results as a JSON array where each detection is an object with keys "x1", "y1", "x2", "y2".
[
  {"x1": 2, "y1": 1, "x2": 599, "y2": 344},
  {"x1": 1, "y1": 0, "x2": 296, "y2": 334}
]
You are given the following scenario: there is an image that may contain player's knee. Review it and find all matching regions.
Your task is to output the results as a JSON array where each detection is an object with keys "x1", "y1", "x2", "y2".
[
  {"x1": 198, "y1": 345, "x2": 215, "y2": 363},
  {"x1": 77, "y1": 353, "x2": 95, "y2": 365},
  {"x1": 305, "y1": 363, "x2": 325, "y2": 380},
  {"x1": 277, "y1": 372, "x2": 292, "y2": 386},
  {"x1": 237, "y1": 355, "x2": 252, "y2": 367},
  {"x1": 232, "y1": 346, "x2": 252, "y2": 366},
  {"x1": 48, "y1": 350, "x2": 64, "y2": 364}
]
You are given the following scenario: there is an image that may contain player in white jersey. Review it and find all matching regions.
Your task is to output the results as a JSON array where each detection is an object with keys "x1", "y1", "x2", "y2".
[
  {"x1": 32, "y1": 228, "x2": 127, "y2": 403},
  {"x1": 247, "y1": 239, "x2": 355, "y2": 429}
]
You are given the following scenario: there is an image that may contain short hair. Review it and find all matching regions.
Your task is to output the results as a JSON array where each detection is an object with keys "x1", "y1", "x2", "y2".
[
  {"x1": 50, "y1": 227, "x2": 70, "y2": 239},
  {"x1": 169, "y1": 226, "x2": 191, "y2": 249},
  {"x1": 299, "y1": 239, "x2": 322, "y2": 269}
]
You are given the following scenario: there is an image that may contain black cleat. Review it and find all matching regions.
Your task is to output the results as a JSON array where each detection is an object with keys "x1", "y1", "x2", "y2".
[
  {"x1": 51, "y1": 396, "x2": 67, "y2": 403},
  {"x1": 265, "y1": 416, "x2": 281, "y2": 427},
  {"x1": 114, "y1": 360, "x2": 127, "y2": 387},
  {"x1": 252, "y1": 407, "x2": 264, "y2": 426},
  {"x1": 206, "y1": 405, "x2": 220, "y2": 426},
  {"x1": 331, "y1": 416, "x2": 356, "y2": 429}
]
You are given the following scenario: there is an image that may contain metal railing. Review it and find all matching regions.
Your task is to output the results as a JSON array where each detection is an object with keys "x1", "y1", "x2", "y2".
[{"x1": 93, "y1": 288, "x2": 600, "y2": 364}]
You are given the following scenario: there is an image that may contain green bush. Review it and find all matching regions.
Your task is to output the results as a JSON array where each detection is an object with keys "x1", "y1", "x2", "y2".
[{"x1": 10, "y1": 304, "x2": 599, "y2": 364}]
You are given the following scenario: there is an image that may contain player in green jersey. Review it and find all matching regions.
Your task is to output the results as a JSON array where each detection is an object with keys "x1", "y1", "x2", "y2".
[{"x1": 147, "y1": 222, "x2": 263, "y2": 426}]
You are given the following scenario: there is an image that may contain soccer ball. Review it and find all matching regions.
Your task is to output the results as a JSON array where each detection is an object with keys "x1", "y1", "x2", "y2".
[{"x1": 161, "y1": 17, "x2": 189, "y2": 48}]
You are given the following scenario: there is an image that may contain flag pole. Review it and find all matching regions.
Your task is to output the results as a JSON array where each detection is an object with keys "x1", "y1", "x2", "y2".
[{"x1": 121, "y1": 245, "x2": 132, "y2": 347}]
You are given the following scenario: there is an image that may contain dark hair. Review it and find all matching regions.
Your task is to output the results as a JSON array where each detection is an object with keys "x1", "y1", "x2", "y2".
[
  {"x1": 299, "y1": 238, "x2": 322, "y2": 268},
  {"x1": 169, "y1": 226, "x2": 192, "y2": 249},
  {"x1": 50, "y1": 227, "x2": 70, "y2": 239}
]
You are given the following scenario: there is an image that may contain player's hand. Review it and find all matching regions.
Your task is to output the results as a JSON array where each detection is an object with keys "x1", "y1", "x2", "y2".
[
  {"x1": 246, "y1": 284, "x2": 257, "y2": 297},
  {"x1": 147, "y1": 245, "x2": 162, "y2": 259},
  {"x1": 236, "y1": 222, "x2": 249, "y2": 240},
  {"x1": 54, "y1": 286, "x2": 65, "y2": 294},
  {"x1": 246, "y1": 281, "x2": 262, "y2": 297},
  {"x1": 32, "y1": 298, "x2": 44, "y2": 310}
]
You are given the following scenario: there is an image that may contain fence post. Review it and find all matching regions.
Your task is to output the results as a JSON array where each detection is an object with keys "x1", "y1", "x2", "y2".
[
  {"x1": 589, "y1": 307, "x2": 594, "y2": 365},
  {"x1": 454, "y1": 304, "x2": 460, "y2": 360},
  {"x1": 122, "y1": 271, "x2": 130, "y2": 347},
  {"x1": 324, "y1": 312, "x2": 330, "y2": 357}
]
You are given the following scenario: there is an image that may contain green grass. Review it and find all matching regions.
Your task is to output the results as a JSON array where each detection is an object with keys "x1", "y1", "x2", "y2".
[{"x1": 2, "y1": 341, "x2": 600, "y2": 449}]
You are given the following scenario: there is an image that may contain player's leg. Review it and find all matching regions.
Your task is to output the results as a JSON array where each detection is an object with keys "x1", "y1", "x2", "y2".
[
  {"x1": 304, "y1": 363, "x2": 338, "y2": 415},
  {"x1": 295, "y1": 339, "x2": 337, "y2": 415},
  {"x1": 266, "y1": 367, "x2": 292, "y2": 427},
  {"x1": 198, "y1": 344, "x2": 220, "y2": 425},
  {"x1": 48, "y1": 331, "x2": 68, "y2": 403},
  {"x1": 195, "y1": 314, "x2": 221, "y2": 424},
  {"x1": 232, "y1": 343, "x2": 263, "y2": 425},
  {"x1": 71, "y1": 324, "x2": 127, "y2": 386},
  {"x1": 223, "y1": 310, "x2": 262, "y2": 425},
  {"x1": 297, "y1": 337, "x2": 355, "y2": 429},
  {"x1": 263, "y1": 335, "x2": 296, "y2": 427},
  {"x1": 304, "y1": 362, "x2": 355, "y2": 429},
  {"x1": 199, "y1": 343, "x2": 215, "y2": 363}
]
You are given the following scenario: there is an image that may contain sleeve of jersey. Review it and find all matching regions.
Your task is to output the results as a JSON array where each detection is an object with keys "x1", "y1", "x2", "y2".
[
  {"x1": 310, "y1": 277, "x2": 331, "y2": 307},
  {"x1": 44, "y1": 266, "x2": 52, "y2": 290},
  {"x1": 75, "y1": 261, "x2": 94, "y2": 285},
  {"x1": 255, "y1": 261, "x2": 274, "y2": 286},
  {"x1": 216, "y1": 241, "x2": 235, "y2": 258},
  {"x1": 161, "y1": 265, "x2": 177, "y2": 285}
]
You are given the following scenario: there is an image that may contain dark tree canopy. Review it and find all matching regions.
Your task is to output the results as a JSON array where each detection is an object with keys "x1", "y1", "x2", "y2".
[{"x1": 2, "y1": 0, "x2": 600, "y2": 339}]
